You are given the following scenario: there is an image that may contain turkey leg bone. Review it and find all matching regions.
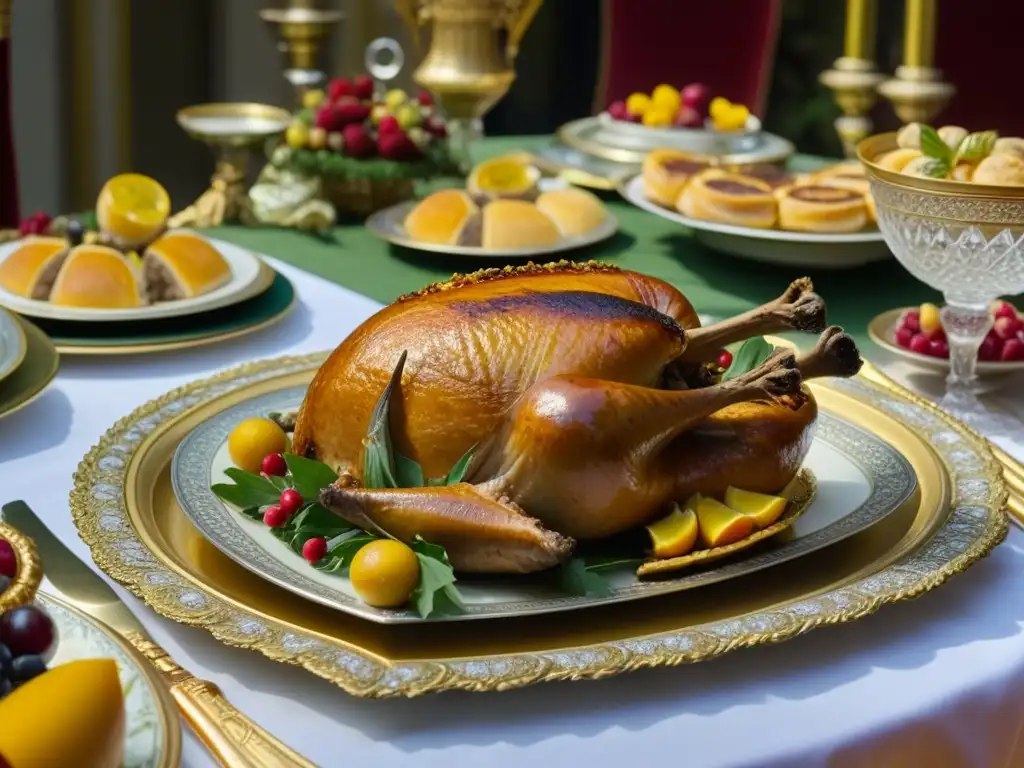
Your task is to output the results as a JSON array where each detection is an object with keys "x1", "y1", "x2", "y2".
[
  {"x1": 679, "y1": 278, "x2": 827, "y2": 363},
  {"x1": 797, "y1": 326, "x2": 862, "y2": 380}
]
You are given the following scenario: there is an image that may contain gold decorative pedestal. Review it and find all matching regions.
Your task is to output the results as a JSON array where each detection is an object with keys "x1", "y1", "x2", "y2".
[
  {"x1": 261, "y1": 1, "x2": 344, "y2": 105},
  {"x1": 171, "y1": 103, "x2": 292, "y2": 229},
  {"x1": 820, "y1": 57, "x2": 885, "y2": 158},
  {"x1": 878, "y1": 66, "x2": 955, "y2": 125}
]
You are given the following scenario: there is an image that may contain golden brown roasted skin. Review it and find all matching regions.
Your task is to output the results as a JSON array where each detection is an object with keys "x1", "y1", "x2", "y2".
[{"x1": 294, "y1": 262, "x2": 700, "y2": 479}]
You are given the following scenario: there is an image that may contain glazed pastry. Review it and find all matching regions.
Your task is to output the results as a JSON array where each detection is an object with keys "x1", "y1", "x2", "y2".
[
  {"x1": 481, "y1": 199, "x2": 561, "y2": 249},
  {"x1": 875, "y1": 148, "x2": 923, "y2": 173},
  {"x1": 642, "y1": 149, "x2": 715, "y2": 207},
  {"x1": 938, "y1": 125, "x2": 968, "y2": 151},
  {"x1": 142, "y1": 231, "x2": 231, "y2": 301},
  {"x1": 0, "y1": 237, "x2": 68, "y2": 299},
  {"x1": 951, "y1": 163, "x2": 975, "y2": 182},
  {"x1": 726, "y1": 163, "x2": 798, "y2": 190},
  {"x1": 677, "y1": 170, "x2": 777, "y2": 229},
  {"x1": 534, "y1": 188, "x2": 609, "y2": 237},
  {"x1": 901, "y1": 156, "x2": 950, "y2": 179},
  {"x1": 896, "y1": 123, "x2": 923, "y2": 149},
  {"x1": 993, "y1": 137, "x2": 1024, "y2": 161},
  {"x1": 48, "y1": 245, "x2": 143, "y2": 308},
  {"x1": 973, "y1": 153, "x2": 1024, "y2": 185},
  {"x1": 777, "y1": 185, "x2": 868, "y2": 233},
  {"x1": 404, "y1": 190, "x2": 479, "y2": 245}
]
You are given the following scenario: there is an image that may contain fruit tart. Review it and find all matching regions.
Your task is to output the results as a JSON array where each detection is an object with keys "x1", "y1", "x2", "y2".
[{"x1": 677, "y1": 169, "x2": 777, "y2": 228}]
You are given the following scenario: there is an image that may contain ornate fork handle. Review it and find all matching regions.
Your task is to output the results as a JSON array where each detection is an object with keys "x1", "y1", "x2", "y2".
[{"x1": 127, "y1": 631, "x2": 316, "y2": 768}]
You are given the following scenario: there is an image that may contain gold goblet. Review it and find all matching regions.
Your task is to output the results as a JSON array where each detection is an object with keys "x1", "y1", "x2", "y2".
[
  {"x1": 171, "y1": 103, "x2": 292, "y2": 229},
  {"x1": 260, "y1": 1, "x2": 345, "y2": 105}
]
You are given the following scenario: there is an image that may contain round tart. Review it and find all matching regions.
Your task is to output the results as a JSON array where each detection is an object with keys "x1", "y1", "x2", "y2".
[
  {"x1": 48, "y1": 245, "x2": 143, "y2": 309},
  {"x1": 143, "y1": 232, "x2": 231, "y2": 301},
  {"x1": 534, "y1": 188, "x2": 608, "y2": 237},
  {"x1": 403, "y1": 190, "x2": 479, "y2": 245},
  {"x1": 642, "y1": 149, "x2": 716, "y2": 207},
  {"x1": 777, "y1": 184, "x2": 868, "y2": 233},
  {"x1": 0, "y1": 237, "x2": 68, "y2": 299},
  {"x1": 726, "y1": 163, "x2": 798, "y2": 190},
  {"x1": 677, "y1": 170, "x2": 777, "y2": 229}
]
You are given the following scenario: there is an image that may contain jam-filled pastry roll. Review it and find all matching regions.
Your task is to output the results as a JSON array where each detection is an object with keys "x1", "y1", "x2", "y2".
[
  {"x1": 777, "y1": 185, "x2": 868, "y2": 233},
  {"x1": 642, "y1": 149, "x2": 716, "y2": 207},
  {"x1": 725, "y1": 162, "x2": 800, "y2": 191},
  {"x1": 677, "y1": 169, "x2": 777, "y2": 229}
]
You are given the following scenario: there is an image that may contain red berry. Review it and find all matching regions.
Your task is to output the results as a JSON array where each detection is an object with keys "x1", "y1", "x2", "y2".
[
  {"x1": 342, "y1": 124, "x2": 375, "y2": 158},
  {"x1": 416, "y1": 90, "x2": 434, "y2": 107},
  {"x1": 328, "y1": 77, "x2": 355, "y2": 101},
  {"x1": 378, "y1": 130, "x2": 421, "y2": 161},
  {"x1": 901, "y1": 310, "x2": 920, "y2": 333},
  {"x1": 353, "y1": 74, "x2": 374, "y2": 100},
  {"x1": 681, "y1": 83, "x2": 711, "y2": 111},
  {"x1": 378, "y1": 115, "x2": 400, "y2": 135},
  {"x1": 716, "y1": 350, "x2": 734, "y2": 369},
  {"x1": 993, "y1": 301, "x2": 1017, "y2": 320},
  {"x1": 261, "y1": 453, "x2": 287, "y2": 477},
  {"x1": 425, "y1": 115, "x2": 447, "y2": 138},
  {"x1": 993, "y1": 315, "x2": 1023, "y2": 340},
  {"x1": 908, "y1": 334, "x2": 931, "y2": 355},
  {"x1": 333, "y1": 102, "x2": 370, "y2": 126},
  {"x1": 263, "y1": 505, "x2": 289, "y2": 528},
  {"x1": 929, "y1": 338, "x2": 949, "y2": 358},
  {"x1": 314, "y1": 106, "x2": 335, "y2": 131},
  {"x1": 1001, "y1": 338, "x2": 1024, "y2": 362},
  {"x1": 979, "y1": 336, "x2": 1001, "y2": 361},
  {"x1": 607, "y1": 100, "x2": 629, "y2": 121},
  {"x1": 895, "y1": 326, "x2": 914, "y2": 348},
  {"x1": 673, "y1": 106, "x2": 702, "y2": 128},
  {"x1": 279, "y1": 488, "x2": 303, "y2": 515},
  {"x1": 0, "y1": 538, "x2": 16, "y2": 579},
  {"x1": 302, "y1": 537, "x2": 328, "y2": 563}
]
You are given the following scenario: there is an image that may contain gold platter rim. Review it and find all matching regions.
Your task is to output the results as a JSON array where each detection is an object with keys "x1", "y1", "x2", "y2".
[{"x1": 69, "y1": 351, "x2": 1007, "y2": 697}]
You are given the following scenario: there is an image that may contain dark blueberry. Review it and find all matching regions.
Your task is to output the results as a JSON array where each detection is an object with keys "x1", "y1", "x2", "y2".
[
  {"x1": 0, "y1": 643, "x2": 11, "y2": 677},
  {"x1": 10, "y1": 654, "x2": 46, "y2": 684},
  {"x1": 0, "y1": 677, "x2": 12, "y2": 699},
  {"x1": 66, "y1": 219, "x2": 85, "y2": 246}
]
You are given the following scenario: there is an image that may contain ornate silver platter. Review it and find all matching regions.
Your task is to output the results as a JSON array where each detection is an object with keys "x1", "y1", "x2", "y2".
[{"x1": 172, "y1": 385, "x2": 917, "y2": 625}]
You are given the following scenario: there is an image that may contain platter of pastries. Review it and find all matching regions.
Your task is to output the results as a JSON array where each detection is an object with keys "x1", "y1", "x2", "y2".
[
  {"x1": 620, "y1": 150, "x2": 890, "y2": 268},
  {"x1": 366, "y1": 156, "x2": 617, "y2": 257}
]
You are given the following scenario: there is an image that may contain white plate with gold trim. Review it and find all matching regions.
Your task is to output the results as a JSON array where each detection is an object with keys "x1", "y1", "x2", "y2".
[
  {"x1": 0, "y1": 236, "x2": 272, "y2": 323},
  {"x1": 0, "y1": 306, "x2": 27, "y2": 385}
]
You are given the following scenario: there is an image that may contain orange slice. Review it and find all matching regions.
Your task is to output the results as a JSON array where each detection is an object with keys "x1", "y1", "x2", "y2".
[
  {"x1": 96, "y1": 173, "x2": 171, "y2": 248},
  {"x1": 695, "y1": 496, "x2": 755, "y2": 548},
  {"x1": 724, "y1": 486, "x2": 788, "y2": 528},
  {"x1": 646, "y1": 501, "x2": 699, "y2": 558}
]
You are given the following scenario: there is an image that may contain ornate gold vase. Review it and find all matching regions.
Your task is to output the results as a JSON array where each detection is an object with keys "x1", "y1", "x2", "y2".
[{"x1": 396, "y1": 0, "x2": 543, "y2": 169}]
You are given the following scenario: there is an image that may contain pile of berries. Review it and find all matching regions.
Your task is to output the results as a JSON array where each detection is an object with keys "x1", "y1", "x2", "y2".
[
  {"x1": 606, "y1": 83, "x2": 749, "y2": 132},
  {"x1": 17, "y1": 211, "x2": 52, "y2": 237},
  {"x1": 895, "y1": 301, "x2": 1024, "y2": 362},
  {"x1": 284, "y1": 75, "x2": 447, "y2": 162},
  {"x1": 0, "y1": 536, "x2": 57, "y2": 699},
  {"x1": 260, "y1": 453, "x2": 328, "y2": 564}
]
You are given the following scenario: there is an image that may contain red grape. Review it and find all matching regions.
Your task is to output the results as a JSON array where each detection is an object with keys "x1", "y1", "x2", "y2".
[
  {"x1": 1001, "y1": 338, "x2": 1024, "y2": 362},
  {"x1": 681, "y1": 83, "x2": 711, "y2": 110},
  {"x1": 993, "y1": 301, "x2": 1017, "y2": 320},
  {"x1": 607, "y1": 100, "x2": 629, "y2": 121},
  {"x1": 902, "y1": 310, "x2": 920, "y2": 332},
  {"x1": 0, "y1": 605, "x2": 56, "y2": 658},
  {"x1": 993, "y1": 316, "x2": 1023, "y2": 340},
  {"x1": 929, "y1": 338, "x2": 949, "y2": 358},
  {"x1": 0, "y1": 539, "x2": 15, "y2": 579},
  {"x1": 908, "y1": 334, "x2": 931, "y2": 355},
  {"x1": 895, "y1": 327, "x2": 914, "y2": 348},
  {"x1": 979, "y1": 336, "x2": 1001, "y2": 361}
]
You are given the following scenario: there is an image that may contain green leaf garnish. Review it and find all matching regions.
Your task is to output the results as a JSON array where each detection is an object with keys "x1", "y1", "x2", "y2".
[
  {"x1": 314, "y1": 533, "x2": 376, "y2": 572},
  {"x1": 362, "y1": 352, "x2": 406, "y2": 490},
  {"x1": 919, "y1": 125, "x2": 953, "y2": 165},
  {"x1": 393, "y1": 451, "x2": 425, "y2": 488},
  {"x1": 722, "y1": 337, "x2": 774, "y2": 381},
  {"x1": 212, "y1": 469, "x2": 281, "y2": 509},
  {"x1": 955, "y1": 130, "x2": 998, "y2": 164},
  {"x1": 913, "y1": 158, "x2": 951, "y2": 179},
  {"x1": 410, "y1": 536, "x2": 465, "y2": 618},
  {"x1": 580, "y1": 556, "x2": 644, "y2": 574},
  {"x1": 440, "y1": 444, "x2": 476, "y2": 485},
  {"x1": 558, "y1": 558, "x2": 612, "y2": 598},
  {"x1": 283, "y1": 453, "x2": 339, "y2": 500}
]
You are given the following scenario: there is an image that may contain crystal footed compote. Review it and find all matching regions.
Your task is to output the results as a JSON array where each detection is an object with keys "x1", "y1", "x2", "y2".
[{"x1": 860, "y1": 133, "x2": 1024, "y2": 433}]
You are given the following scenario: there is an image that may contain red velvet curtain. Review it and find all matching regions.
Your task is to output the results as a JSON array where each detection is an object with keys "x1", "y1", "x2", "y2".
[{"x1": 0, "y1": 16, "x2": 17, "y2": 228}]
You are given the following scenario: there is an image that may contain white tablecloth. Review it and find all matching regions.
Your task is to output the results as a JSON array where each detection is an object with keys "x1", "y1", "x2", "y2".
[{"x1": 3, "y1": 260, "x2": 1023, "y2": 768}]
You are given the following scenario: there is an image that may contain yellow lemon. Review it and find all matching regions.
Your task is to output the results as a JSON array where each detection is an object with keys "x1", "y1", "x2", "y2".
[
  {"x1": 385, "y1": 89, "x2": 408, "y2": 111},
  {"x1": 302, "y1": 89, "x2": 325, "y2": 109},
  {"x1": 724, "y1": 487, "x2": 788, "y2": 528},
  {"x1": 227, "y1": 417, "x2": 288, "y2": 474},
  {"x1": 395, "y1": 103, "x2": 422, "y2": 131},
  {"x1": 651, "y1": 84, "x2": 681, "y2": 114},
  {"x1": 467, "y1": 155, "x2": 540, "y2": 197},
  {"x1": 642, "y1": 108, "x2": 673, "y2": 128},
  {"x1": 285, "y1": 121, "x2": 310, "y2": 149},
  {"x1": 95, "y1": 174, "x2": 171, "y2": 248},
  {"x1": 350, "y1": 540, "x2": 421, "y2": 608},
  {"x1": 709, "y1": 97, "x2": 732, "y2": 120},
  {"x1": 626, "y1": 92, "x2": 651, "y2": 117}
]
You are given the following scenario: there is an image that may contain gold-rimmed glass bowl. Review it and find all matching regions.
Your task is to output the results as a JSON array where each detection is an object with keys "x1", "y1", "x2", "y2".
[
  {"x1": 859, "y1": 133, "x2": 1024, "y2": 433},
  {"x1": 0, "y1": 521, "x2": 43, "y2": 611}
]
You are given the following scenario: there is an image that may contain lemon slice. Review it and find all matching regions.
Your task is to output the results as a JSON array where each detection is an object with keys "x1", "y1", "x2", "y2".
[
  {"x1": 96, "y1": 173, "x2": 171, "y2": 248},
  {"x1": 467, "y1": 156, "x2": 541, "y2": 197},
  {"x1": 646, "y1": 499, "x2": 699, "y2": 558}
]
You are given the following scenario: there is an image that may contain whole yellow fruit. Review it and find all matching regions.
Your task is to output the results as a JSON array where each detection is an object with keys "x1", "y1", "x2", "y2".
[
  {"x1": 642, "y1": 108, "x2": 673, "y2": 128},
  {"x1": 302, "y1": 89, "x2": 325, "y2": 109},
  {"x1": 395, "y1": 104, "x2": 422, "y2": 131},
  {"x1": 285, "y1": 121, "x2": 309, "y2": 149},
  {"x1": 370, "y1": 104, "x2": 390, "y2": 126},
  {"x1": 625, "y1": 92, "x2": 651, "y2": 117},
  {"x1": 651, "y1": 84, "x2": 681, "y2": 114},
  {"x1": 308, "y1": 127, "x2": 328, "y2": 150},
  {"x1": 350, "y1": 540, "x2": 421, "y2": 608},
  {"x1": 384, "y1": 88, "x2": 407, "y2": 111},
  {"x1": 227, "y1": 418, "x2": 288, "y2": 474}
]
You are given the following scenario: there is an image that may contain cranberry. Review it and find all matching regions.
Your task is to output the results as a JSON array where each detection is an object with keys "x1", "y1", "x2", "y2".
[
  {"x1": 901, "y1": 310, "x2": 920, "y2": 333},
  {"x1": 0, "y1": 539, "x2": 15, "y2": 580},
  {"x1": 979, "y1": 336, "x2": 1001, "y2": 361},
  {"x1": 993, "y1": 301, "x2": 1018, "y2": 320},
  {"x1": 894, "y1": 326, "x2": 914, "y2": 348},
  {"x1": 0, "y1": 606, "x2": 56, "y2": 658},
  {"x1": 263, "y1": 505, "x2": 289, "y2": 528},
  {"x1": 302, "y1": 537, "x2": 328, "y2": 563},
  {"x1": 908, "y1": 334, "x2": 931, "y2": 355},
  {"x1": 930, "y1": 338, "x2": 949, "y2": 358},
  {"x1": 674, "y1": 106, "x2": 702, "y2": 128},
  {"x1": 1001, "y1": 338, "x2": 1024, "y2": 362},
  {"x1": 993, "y1": 316, "x2": 1023, "y2": 340},
  {"x1": 416, "y1": 89, "x2": 434, "y2": 107},
  {"x1": 261, "y1": 453, "x2": 287, "y2": 477},
  {"x1": 681, "y1": 83, "x2": 711, "y2": 110},
  {"x1": 716, "y1": 350, "x2": 734, "y2": 369},
  {"x1": 378, "y1": 115, "x2": 400, "y2": 135},
  {"x1": 327, "y1": 77, "x2": 355, "y2": 102},
  {"x1": 279, "y1": 488, "x2": 303, "y2": 515}
]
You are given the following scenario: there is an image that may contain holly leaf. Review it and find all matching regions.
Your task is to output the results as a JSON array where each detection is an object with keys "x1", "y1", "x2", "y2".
[
  {"x1": 410, "y1": 536, "x2": 465, "y2": 618},
  {"x1": 212, "y1": 469, "x2": 281, "y2": 509},
  {"x1": 442, "y1": 445, "x2": 476, "y2": 485},
  {"x1": 362, "y1": 352, "x2": 407, "y2": 490},
  {"x1": 558, "y1": 557, "x2": 612, "y2": 597},
  {"x1": 313, "y1": 533, "x2": 376, "y2": 573},
  {"x1": 283, "y1": 453, "x2": 338, "y2": 500},
  {"x1": 722, "y1": 337, "x2": 774, "y2": 381},
  {"x1": 393, "y1": 451, "x2": 425, "y2": 488},
  {"x1": 919, "y1": 125, "x2": 953, "y2": 165}
]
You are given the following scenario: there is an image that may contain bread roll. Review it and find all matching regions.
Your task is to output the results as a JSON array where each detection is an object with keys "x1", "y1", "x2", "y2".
[
  {"x1": 0, "y1": 237, "x2": 68, "y2": 299},
  {"x1": 404, "y1": 190, "x2": 478, "y2": 245},
  {"x1": 482, "y1": 199, "x2": 561, "y2": 249},
  {"x1": 143, "y1": 231, "x2": 231, "y2": 301},
  {"x1": 534, "y1": 188, "x2": 608, "y2": 237},
  {"x1": 49, "y1": 245, "x2": 143, "y2": 308}
]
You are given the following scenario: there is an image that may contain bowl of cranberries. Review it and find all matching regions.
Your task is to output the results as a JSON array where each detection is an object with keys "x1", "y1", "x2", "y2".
[{"x1": 869, "y1": 301, "x2": 1024, "y2": 376}]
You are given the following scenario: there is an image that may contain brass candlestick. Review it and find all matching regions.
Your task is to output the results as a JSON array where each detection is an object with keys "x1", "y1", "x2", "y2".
[
  {"x1": 395, "y1": 0, "x2": 543, "y2": 170},
  {"x1": 878, "y1": 0, "x2": 954, "y2": 124},
  {"x1": 820, "y1": 0, "x2": 884, "y2": 157},
  {"x1": 261, "y1": 0, "x2": 344, "y2": 105}
]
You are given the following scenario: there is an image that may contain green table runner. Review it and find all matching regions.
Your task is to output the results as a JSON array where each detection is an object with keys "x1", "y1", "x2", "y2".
[{"x1": 204, "y1": 136, "x2": 941, "y2": 350}]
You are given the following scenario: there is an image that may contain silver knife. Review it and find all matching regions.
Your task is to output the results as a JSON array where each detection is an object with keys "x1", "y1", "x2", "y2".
[{"x1": 2, "y1": 501, "x2": 315, "y2": 768}]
